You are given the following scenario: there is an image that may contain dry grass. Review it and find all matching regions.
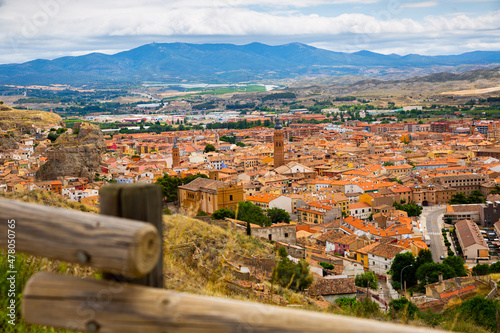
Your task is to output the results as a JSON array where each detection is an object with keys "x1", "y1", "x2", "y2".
[
  {"x1": 0, "y1": 190, "x2": 99, "y2": 213},
  {"x1": 162, "y1": 214, "x2": 273, "y2": 297},
  {"x1": 0, "y1": 105, "x2": 63, "y2": 130}
]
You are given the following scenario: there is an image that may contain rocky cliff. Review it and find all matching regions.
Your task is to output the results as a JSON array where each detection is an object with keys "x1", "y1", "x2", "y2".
[{"x1": 36, "y1": 122, "x2": 106, "y2": 180}]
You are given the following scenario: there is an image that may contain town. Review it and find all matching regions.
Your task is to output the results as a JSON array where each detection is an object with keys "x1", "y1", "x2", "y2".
[{"x1": 2, "y1": 87, "x2": 500, "y2": 319}]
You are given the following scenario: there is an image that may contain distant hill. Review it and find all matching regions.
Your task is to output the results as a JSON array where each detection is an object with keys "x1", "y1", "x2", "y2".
[{"x1": 0, "y1": 42, "x2": 499, "y2": 85}]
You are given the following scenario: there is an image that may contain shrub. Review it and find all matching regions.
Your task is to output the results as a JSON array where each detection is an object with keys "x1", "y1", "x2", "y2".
[
  {"x1": 319, "y1": 262, "x2": 335, "y2": 270},
  {"x1": 472, "y1": 264, "x2": 489, "y2": 276},
  {"x1": 355, "y1": 271, "x2": 378, "y2": 290},
  {"x1": 389, "y1": 297, "x2": 419, "y2": 321},
  {"x1": 272, "y1": 248, "x2": 313, "y2": 291}
]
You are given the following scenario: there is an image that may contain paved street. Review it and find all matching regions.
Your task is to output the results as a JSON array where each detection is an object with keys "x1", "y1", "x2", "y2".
[{"x1": 420, "y1": 206, "x2": 447, "y2": 262}]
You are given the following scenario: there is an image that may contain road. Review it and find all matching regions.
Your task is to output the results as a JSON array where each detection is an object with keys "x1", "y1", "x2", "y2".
[{"x1": 421, "y1": 206, "x2": 447, "y2": 262}]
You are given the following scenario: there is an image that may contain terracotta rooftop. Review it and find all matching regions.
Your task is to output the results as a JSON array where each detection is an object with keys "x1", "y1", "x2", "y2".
[
  {"x1": 366, "y1": 243, "x2": 406, "y2": 259},
  {"x1": 308, "y1": 278, "x2": 356, "y2": 296}
]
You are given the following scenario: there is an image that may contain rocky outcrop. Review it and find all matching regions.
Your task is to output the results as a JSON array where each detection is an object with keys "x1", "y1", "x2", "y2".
[
  {"x1": 36, "y1": 122, "x2": 106, "y2": 180},
  {"x1": 0, "y1": 136, "x2": 18, "y2": 149}
]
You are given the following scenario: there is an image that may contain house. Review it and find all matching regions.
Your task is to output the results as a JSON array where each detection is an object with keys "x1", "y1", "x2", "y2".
[
  {"x1": 349, "y1": 202, "x2": 372, "y2": 220},
  {"x1": 51, "y1": 180, "x2": 62, "y2": 195},
  {"x1": 455, "y1": 219, "x2": 489, "y2": 261},
  {"x1": 297, "y1": 202, "x2": 341, "y2": 224},
  {"x1": 366, "y1": 243, "x2": 408, "y2": 275},
  {"x1": 356, "y1": 242, "x2": 380, "y2": 271},
  {"x1": 308, "y1": 278, "x2": 357, "y2": 303},
  {"x1": 245, "y1": 193, "x2": 293, "y2": 214}
]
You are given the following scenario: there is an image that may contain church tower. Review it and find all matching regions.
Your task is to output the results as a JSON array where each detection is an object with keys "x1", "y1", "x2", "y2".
[
  {"x1": 172, "y1": 137, "x2": 180, "y2": 168},
  {"x1": 273, "y1": 117, "x2": 285, "y2": 168}
]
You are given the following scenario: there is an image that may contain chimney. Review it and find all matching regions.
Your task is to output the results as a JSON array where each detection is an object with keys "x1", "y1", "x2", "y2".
[{"x1": 438, "y1": 274, "x2": 443, "y2": 283}]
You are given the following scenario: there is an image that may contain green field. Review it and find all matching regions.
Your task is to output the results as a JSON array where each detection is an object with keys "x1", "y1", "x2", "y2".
[{"x1": 164, "y1": 85, "x2": 267, "y2": 100}]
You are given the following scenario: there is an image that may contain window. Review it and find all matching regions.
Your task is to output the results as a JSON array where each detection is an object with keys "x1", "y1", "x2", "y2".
[
  {"x1": 229, "y1": 195, "x2": 233, "y2": 201},
  {"x1": 285, "y1": 233, "x2": 289, "y2": 238}
]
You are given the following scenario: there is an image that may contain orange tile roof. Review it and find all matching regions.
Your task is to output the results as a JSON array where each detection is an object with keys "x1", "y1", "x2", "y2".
[{"x1": 246, "y1": 193, "x2": 280, "y2": 203}]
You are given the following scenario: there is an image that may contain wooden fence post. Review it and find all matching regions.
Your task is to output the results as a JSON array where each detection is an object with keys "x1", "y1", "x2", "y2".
[{"x1": 100, "y1": 183, "x2": 164, "y2": 288}]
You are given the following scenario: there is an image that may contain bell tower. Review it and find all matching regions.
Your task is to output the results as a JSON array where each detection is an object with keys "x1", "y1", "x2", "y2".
[
  {"x1": 172, "y1": 137, "x2": 180, "y2": 168},
  {"x1": 273, "y1": 117, "x2": 285, "y2": 168}
]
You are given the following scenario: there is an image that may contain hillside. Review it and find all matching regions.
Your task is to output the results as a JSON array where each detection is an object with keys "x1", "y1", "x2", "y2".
[
  {"x1": 0, "y1": 104, "x2": 63, "y2": 131},
  {"x1": 289, "y1": 68, "x2": 500, "y2": 104},
  {"x1": 0, "y1": 42, "x2": 499, "y2": 85},
  {"x1": 1, "y1": 191, "x2": 498, "y2": 333},
  {"x1": 0, "y1": 191, "x2": 327, "y2": 333}
]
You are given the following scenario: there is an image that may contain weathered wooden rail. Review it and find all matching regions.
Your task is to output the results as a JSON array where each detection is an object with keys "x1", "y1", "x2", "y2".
[
  {"x1": 1, "y1": 184, "x2": 449, "y2": 333},
  {"x1": 0, "y1": 197, "x2": 160, "y2": 278}
]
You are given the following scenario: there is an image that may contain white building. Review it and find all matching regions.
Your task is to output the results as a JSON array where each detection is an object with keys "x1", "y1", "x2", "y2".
[
  {"x1": 366, "y1": 243, "x2": 408, "y2": 275},
  {"x1": 349, "y1": 202, "x2": 372, "y2": 220}
]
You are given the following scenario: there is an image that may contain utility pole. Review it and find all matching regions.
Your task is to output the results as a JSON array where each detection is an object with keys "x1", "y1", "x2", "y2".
[{"x1": 400, "y1": 264, "x2": 412, "y2": 298}]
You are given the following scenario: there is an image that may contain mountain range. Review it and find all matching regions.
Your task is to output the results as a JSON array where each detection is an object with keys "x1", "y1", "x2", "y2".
[{"x1": 0, "y1": 42, "x2": 499, "y2": 85}]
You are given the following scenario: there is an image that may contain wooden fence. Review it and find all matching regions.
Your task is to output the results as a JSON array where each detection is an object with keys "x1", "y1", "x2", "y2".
[{"x1": 1, "y1": 184, "x2": 449, "y2": 333}]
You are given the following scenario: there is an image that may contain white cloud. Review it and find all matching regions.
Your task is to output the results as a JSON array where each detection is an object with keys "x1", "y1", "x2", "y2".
[
  {"x1": 400, "y1": 1, "x2": 438, "y2": 8},
  {"x1": 0, "y1": 0, "x2": 498, "y2": 63}
]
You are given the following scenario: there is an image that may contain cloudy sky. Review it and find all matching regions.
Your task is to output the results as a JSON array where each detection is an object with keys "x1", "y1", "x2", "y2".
[{"x1": 0, "y1": 0, "x2": 499, "y2": 64}]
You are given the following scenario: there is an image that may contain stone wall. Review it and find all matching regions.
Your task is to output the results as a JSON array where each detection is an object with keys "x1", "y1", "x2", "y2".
[{"x1": 251, "y1": 224, "x2": 297, "y2": 245}]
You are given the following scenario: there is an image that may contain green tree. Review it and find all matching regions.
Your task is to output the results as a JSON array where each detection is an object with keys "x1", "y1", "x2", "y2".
[
  {"x1": 416, "y1": 262, "x2": 457, "y2": 285},
  {"x1": 489, "y1": 185, "x2": 500, "y2": 195},
  {"x1": 393, "y1": 200, "x2": 423, "y2": 217},
  {"x1": 204, "y1": 143, "x2": 216, "y2": 153},
  {"x1": 156, "y1": 174, "x2": 182, "y2": 202},
  {"x1": 272, "y1": 247, "x2": 313, "y2": 291},
  {"x1": 468, "y1": 190, "x2": 486, "y2": 204},
  {"x1": 390, "y1": 252, "x2": 417, "y2": 289},
  {"x1": 211, "y1": 208, "x2": 235, "y2": 220},
  {"x1": 489, "y1": 261, "x2": 500, "y2": 273},
  {"x1": 220, "y1": 135, "x2": 236, "y2": 144},
  {"x1": 442, "y1": 255, "x2": 468, "y2": 276},
  {"x1": 355, "y1": 272, "x2": 378, "y2": 290},
  {"x1": 450, "y1": 193, "x2": 468, "y2": 204},
  {"x1": 416, "y1": 249, "x2": 433, "y2": 268},
  {"x1": 472, "y1": 263, "x2": 489, "y2": 276},
  {"x1": 155, "y1": 173, "x2": 208, "y2": 202},
  {"x1": 236, "y1": 142, "x2": 245, "y2": 147},
  {"x1": 383, "y1": 161, "x2": 394, "y2": 166},
  {"x1": 450, "y1": 191, "x2": 485, "y2": 204},
  {"x1": 47, "y1": 132, "x2": 59, "y2": 142},
  {"x1": 267, "y1": 208, "x2": 291, "y2": 224},
  {"x1": 237, "y1": 201, "x2": 271, "y2": 227},
  {"x1": 196, "y1": 211, "x2": 208, "y2": 217}
]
